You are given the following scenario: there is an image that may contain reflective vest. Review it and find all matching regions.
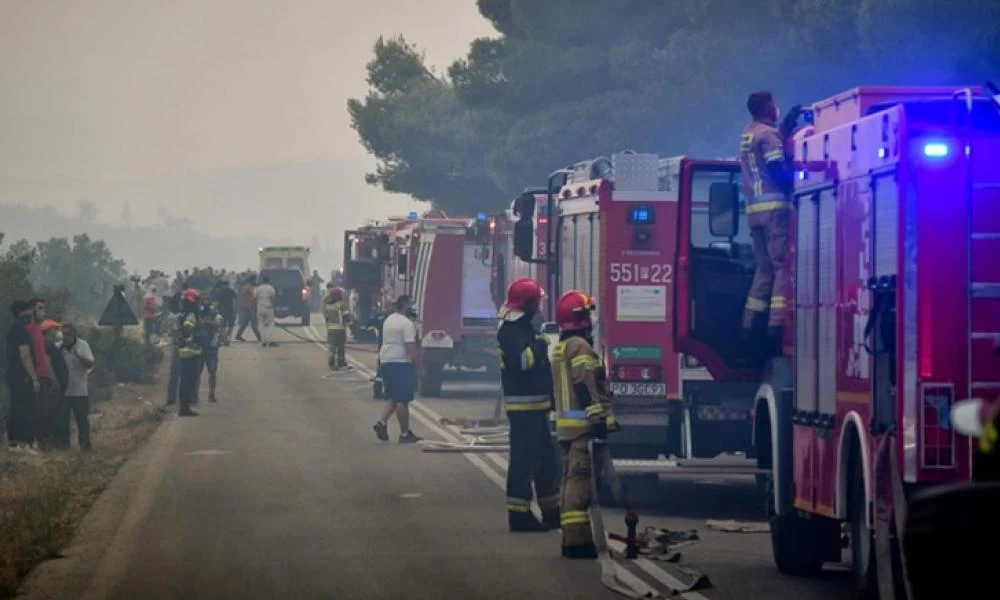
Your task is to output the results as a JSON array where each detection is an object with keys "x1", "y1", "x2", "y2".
[
  {"x1": 497, "y1": 317, "x2": 553, "y2": 413},
  {"x1": 176, "y1": 313, "x2": 203, "y2": 359},
  {"x1": 325, "y1": 300, "x2": 349, "y2": 331},
  {"x1": 739, "y1": 119, "x2": 790, "y2": 212},
  {"x1": 550, "y1": 335, "x2": 611, "y2": 442}
]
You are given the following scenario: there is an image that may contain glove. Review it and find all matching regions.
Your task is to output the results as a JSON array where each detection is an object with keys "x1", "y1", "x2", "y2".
[
  {"x1": 585, "y1": 403, "x2": 605, "y2": 420},
  {"x1": 606, "y1": 414, "x2": 620, "y2": 433},
  {"x1": 779, "y1": 104, "x2": 804, "y2": 137}
]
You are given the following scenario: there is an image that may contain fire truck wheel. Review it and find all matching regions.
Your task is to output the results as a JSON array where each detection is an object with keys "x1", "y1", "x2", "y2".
[
  {"x1": 769, "y1": 512, "x2": 825, "y2": 576},
  {"x1": 419, "y1": 363, "x2": 444, "y2": 397},
  {"x1": 850, "y1": 457, "x2": 878, "y2": 598}
]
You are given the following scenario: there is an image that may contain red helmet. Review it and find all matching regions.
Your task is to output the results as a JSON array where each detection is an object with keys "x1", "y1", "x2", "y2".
[
  {"x1": 182, "y1": 288, "x2": 201, "y2": 304},
  {"x1": 555, "y1": 290, "x2": 595, "y2": 331},
  {"x1": 329, "y1": 287, "x2": 343, "y2": 302},
  {"x1": 505, "y1": 278, "x2": 543, "y2": 311}
]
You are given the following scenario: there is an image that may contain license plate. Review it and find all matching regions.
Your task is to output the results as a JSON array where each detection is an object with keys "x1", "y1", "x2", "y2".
[{"x1": 609, "y1": 382, "x2": 666, "y2": 397}]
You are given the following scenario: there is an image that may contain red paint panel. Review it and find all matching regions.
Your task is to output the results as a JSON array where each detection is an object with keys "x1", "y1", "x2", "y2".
[
  {"x1": 420, "y1": 233, "x2": 465, "y2": 340},
  {"x1": 792, "y1": 424, "x2": 816, "y2": 510}
]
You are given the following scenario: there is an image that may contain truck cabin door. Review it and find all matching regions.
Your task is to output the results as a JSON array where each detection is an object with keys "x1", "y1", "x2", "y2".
[{"x1": 676, "y1": 162, "x2": 758, "y2": 375}]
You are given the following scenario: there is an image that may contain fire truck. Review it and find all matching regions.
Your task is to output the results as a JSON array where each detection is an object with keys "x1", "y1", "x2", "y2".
[
  {"x1": 386, "y1": 214, "x2": 500, "y2": 396},
  {"x1": 343, "y1": 220, "x2": 393, "y2": 342},
  {"x1": 512, "y1": 153, "x2": 759, "y2": 464},
  {"x1": 681, "y1": 85, "x2": 1000, "y2": 594},
  {"x1": 488, "y1": 188, "x2": 553, "y2": 317}
]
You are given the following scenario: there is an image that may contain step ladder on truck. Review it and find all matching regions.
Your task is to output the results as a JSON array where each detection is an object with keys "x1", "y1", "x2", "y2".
[
  {"x1": 686, "y1": 85, "x2": 1000, "y2": 597},
  {"x1": 509, "y1": 151, "x2": 764, "y2": 482}
]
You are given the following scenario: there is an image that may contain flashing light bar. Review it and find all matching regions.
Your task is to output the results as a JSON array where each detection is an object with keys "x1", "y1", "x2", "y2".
[
  {"x1": 407, "y1": 211, "x2": 418, "y2": 219},
  {"x1": 476, "y1": 212, "x2": 487, "y2": 221},
  {"x1": 923, "y1": 142, "x2": 949, "y2": 158}
]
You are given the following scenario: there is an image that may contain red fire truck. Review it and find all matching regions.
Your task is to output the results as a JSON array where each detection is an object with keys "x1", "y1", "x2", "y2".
[
  {"x1": 512, "y1": 153, "x2": 759, "y2": 465},
  {"x1": 488, "y1": 188, "x2": 553, "y2": 317},
  {"x1": 343, "y1": 220, "x2": 394, "y2": 342},
  {"x1": 679, "y1": 85, "x2": 1000, "y2": 593},
  {"x1": 386, "y1": 214, "x2": 499, "y2": 396}
]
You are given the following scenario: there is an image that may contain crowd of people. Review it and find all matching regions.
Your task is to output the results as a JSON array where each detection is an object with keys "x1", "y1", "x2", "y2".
[{"x1": 5, "y1": 297, "x2": 95, "y2": 455}]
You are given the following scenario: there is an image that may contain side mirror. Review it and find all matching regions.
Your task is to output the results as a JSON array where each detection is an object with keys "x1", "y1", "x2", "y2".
[
  {"x1": 708, "y1": 182, "x2": 739, "y2": 238},
  {"x1": 397, "y1": 250, "x2": 408, "y2": 277},
  {"x1": 513, "y1": 219, "x2": 534, "y2": 260}
]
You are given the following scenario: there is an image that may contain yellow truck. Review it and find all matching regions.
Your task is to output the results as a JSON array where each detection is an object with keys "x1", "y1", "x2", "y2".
[{"x1": 258, "y1": 246, "x2": 310, "y2": 275}]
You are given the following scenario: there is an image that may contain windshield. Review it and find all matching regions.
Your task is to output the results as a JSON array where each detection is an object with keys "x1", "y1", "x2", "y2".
[
  {"x1": 287, "y1": 258, "x2": 305, "y2": 271},
  {"x1": 689, "y1": 168, "x2": 752, "y2": 248}
]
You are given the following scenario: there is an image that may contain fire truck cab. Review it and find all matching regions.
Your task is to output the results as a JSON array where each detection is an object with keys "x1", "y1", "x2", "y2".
[
  {"x1": 693, "y1": 86, "x2": 1000, "y2": 593},
  {"x1": 489, "y1": 189, "x2": 553, "y2": 316},
  {"x1": 343, "y1": 220, "x2": 394, "y2": 342},
  {"x1": 513, "y1": 153, "x2": 760, "y2": 467}
]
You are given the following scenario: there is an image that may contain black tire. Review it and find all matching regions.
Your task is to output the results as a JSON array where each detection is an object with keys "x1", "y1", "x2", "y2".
[
  {"x1": 767, "y1": 474, "x2": 825, "y2": 576},
  {"x1": 850, "y1": 456, "x2": 878, "y2": 599}
]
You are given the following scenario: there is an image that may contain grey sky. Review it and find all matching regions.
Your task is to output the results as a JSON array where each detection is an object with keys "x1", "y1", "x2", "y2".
[{"x1": 0, "y1": 0, "x2": 494, "y2": 247}]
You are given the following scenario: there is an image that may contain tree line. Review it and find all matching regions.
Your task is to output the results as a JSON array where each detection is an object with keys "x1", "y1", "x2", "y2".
[{"x1": 349, "y1": 0, "x2": 1000, "y2": 215}]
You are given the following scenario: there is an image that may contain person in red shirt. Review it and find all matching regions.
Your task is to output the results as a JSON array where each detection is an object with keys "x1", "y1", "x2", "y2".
[{"x1": 27, "y1": 298, "x2": 59, "y2": 450}]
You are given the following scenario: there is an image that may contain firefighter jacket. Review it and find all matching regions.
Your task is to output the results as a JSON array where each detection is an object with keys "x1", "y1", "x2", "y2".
[
  {"x1": 175, "y1": 312, "x2": 203, "y2": 359},
  {"x1": 497, "y1": 317, "x2": 553, "y2": 413},
  {"x1": 324, "y1": 300, "x2": 351, "y2": 332},
  {"x1": 740, "y1": 119, "x2": 791, "y2": 211},
  {"x1": 551, "y1": 334, "x2": 612, "y2": 442}
]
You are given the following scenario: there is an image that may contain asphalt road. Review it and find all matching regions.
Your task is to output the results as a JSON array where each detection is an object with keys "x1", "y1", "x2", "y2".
[{"x1": 20, "y1": 319, "x2": 852, "y2": 600}]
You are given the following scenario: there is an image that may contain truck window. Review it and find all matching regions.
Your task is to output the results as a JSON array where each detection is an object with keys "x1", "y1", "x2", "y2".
[
  {"x1": 689, "y1": 170, "x2": 752, "y2": 249},
  {"x1": 264, "y1": 258, "x2": 283, "y2": 269},
  {"x1": 288, "y1": 258, "x2": 305, "y2": 272},
  {"x1": 260, "y1": 270, "x2": 304, "y2": 288}
]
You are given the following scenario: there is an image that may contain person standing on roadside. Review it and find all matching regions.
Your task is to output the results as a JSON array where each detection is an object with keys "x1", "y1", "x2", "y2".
[
  {"x1": 235, "y1": 274, "x2": 261, "y2": 343},
  {"x1": 255, "y1": 275, "x2": 278, "y2": 348},
  {"x1": 373, "y1": 295, "x2": 422, "y2": 444},
  {"x1": 142, "y1": 285, "x2": 162, "y2": 344},
  {"x1": 59, "y1": 324, "x2": 94, "y2": 452},
  {"x1": 199, "y1": 294, "x2": 224, "y2": 402},
  {"x1": 175, "y1": 289, "x2": 204, "y2": 417},
  {"x1": 27, "y1": 298, "x2": 58, "y2": 450},
  {"x1": 39, "y1": 320, "x2": 69, "y2": 449},
  {"x1": 213, "y1": 280, "x2": 238, "y2": 346},
  {"x1": 5, "y1": 301, "x2": 39, "y2": 455}
]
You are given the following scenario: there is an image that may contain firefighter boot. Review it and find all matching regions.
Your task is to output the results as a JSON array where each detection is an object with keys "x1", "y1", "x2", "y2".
[
  {"x1": 542, "y1": 509, "x2": 561, "y2": 530},
  {"x1": 508, "y1": 512, "x2": 548, "y2": 533},
  {"x1": 561, "y1": 543, "x2": 599, "y2": 559}
]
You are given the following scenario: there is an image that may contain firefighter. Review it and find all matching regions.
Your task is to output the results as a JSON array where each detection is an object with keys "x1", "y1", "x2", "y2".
[
  {"x1": 175, "y1": 288, "x2": 205, "y2": 417},
  {"x1": 497, "y1": 278, "x2": 560, "y2": 532},
  {"x1": 739, "y1": 91, "x2": 796, "y2": 352},
  {"x1": 550, "y1": 290, "x2": 617, "y2": 559},
  {"x1": 324, "y1": 284, "x2": 352, "y2": 370}
]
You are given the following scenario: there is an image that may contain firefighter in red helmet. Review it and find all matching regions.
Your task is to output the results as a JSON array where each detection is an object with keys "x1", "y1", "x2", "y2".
[
  {"x1": 325, "y1": 284, "x2": 352, "y2": 370},
  {"x1": 550, "y1": 290, "x2": 616, "y2": 558},
  {"x1": 497, "y1": 278, "x2": 560, "y2": 531},
  {"x1": 175, "y1": 288, "x2": 205, "y2": 417}
]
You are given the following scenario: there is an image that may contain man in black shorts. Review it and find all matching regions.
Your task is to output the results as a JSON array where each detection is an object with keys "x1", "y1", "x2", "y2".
[{"x1": 372, "y1": 296, "x2": 422, "y2": 443}]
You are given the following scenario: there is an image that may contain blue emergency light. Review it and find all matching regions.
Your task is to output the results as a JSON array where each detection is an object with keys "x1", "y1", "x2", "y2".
[
  {"x1": 627, "y1": 205, "x2": 654, "y2": 225},
  {"x1": 923, "y1": 142, "x2": 949, "y2": 158},
  {"x1": 476, "y1": 212, "x2": 487, "y2": 221},
  {"x1": 407, "y1": 211, "x2": 418, "y2": 219}
]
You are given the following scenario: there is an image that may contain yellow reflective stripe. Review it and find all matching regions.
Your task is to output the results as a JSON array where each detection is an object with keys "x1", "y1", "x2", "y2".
[
  {"x1": 764, "y1": 149, "x2": 785, "y2": 162},
  {"x1": 557, "y1": 418, "x2": 589, "y2": 429},
  {"x1": 770, "y1": 296, "x2": 787, "y2": 309},
  {"x1": 740, "y1": 133, "x2": 754, "y2": 152},
  {"x1": 746, "y1": 200, "x2": 790, "y2": 214},
  {"x1": 521, "y1": 347, "x2": 535, "y2": 370},
  {"x1": 561, "y1": 510, "x2": 590, "y2": 525},
  {"x1": 745, "y1": 297, "x2": 768, "y2": 312},
  {"x1": 570, "y1": 355, "x2": 599, "y2": 370},
  {"x1": 585, "y1": 403, "x2": 604, "y2": 418},
  {"x1": 506, "y1": 503, "x2": 531, "y2": 513},
  {"x1": 553, "y1": 342, "x2": 570, "y2": 415},
  {"x1": 506, "y1": 400, "x2": 551, "y2": 411}
]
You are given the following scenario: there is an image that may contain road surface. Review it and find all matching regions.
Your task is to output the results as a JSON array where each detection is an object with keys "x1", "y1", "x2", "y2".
[{"x1": 20, "y1": 320, "x2": 852, "y2": 600}]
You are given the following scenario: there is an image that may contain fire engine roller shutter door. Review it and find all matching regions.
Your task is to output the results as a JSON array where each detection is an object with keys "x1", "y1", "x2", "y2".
[{"x1": 462, "y1": 243, "x2": 496, "y2": 326}]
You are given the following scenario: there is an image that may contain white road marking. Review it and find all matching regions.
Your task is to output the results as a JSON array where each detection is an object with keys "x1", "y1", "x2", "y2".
[
  {"x1": 399, "y1": 493, "x2": 423, "y2": 499},
  {"x1": 184, "y1": 449, "x2": 232, "y2": 456}
]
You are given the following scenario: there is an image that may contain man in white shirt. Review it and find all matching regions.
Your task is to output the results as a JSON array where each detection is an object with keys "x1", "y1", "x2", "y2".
[
  {"x1": 255, "y1": 275, "x2": 278, "y2": 348},
  {"x1": 59, "y1": 324, "x2": 95, "y2": 452},
  {"x1": 373, "y1": 295, "x2": 422, "y2": 443}
]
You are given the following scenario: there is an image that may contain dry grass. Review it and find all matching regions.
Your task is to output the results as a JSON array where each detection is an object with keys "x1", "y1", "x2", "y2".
[{"x1": 0, "y1": 362, "x2": 167, "y2": 598}]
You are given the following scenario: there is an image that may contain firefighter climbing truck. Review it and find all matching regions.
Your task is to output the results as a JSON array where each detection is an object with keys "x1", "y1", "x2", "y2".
[
  {"x1": 681, "y1": 85, "x2": 1000, "y2": 594},
  {"x1": 386, "y1": 214, "x2": 500, "y2": 397},
  {"x1": 513, "y1": 153, "x2": 759, "y2": 464}
]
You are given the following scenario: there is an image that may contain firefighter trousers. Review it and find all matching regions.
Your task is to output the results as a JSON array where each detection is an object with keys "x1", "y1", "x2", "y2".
[
  {"x1": 743, "y1": 206, "x2": 790, "y2": 329},
  {"x1": 506, "y1": 411, "x2": 560, "y2": 516},
  {"x1": 327, "y1": 329, "x2": 347, "y2": 369},
  {"x1": 560, "y1": 436, "x2": 603, "y2": 549}
]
